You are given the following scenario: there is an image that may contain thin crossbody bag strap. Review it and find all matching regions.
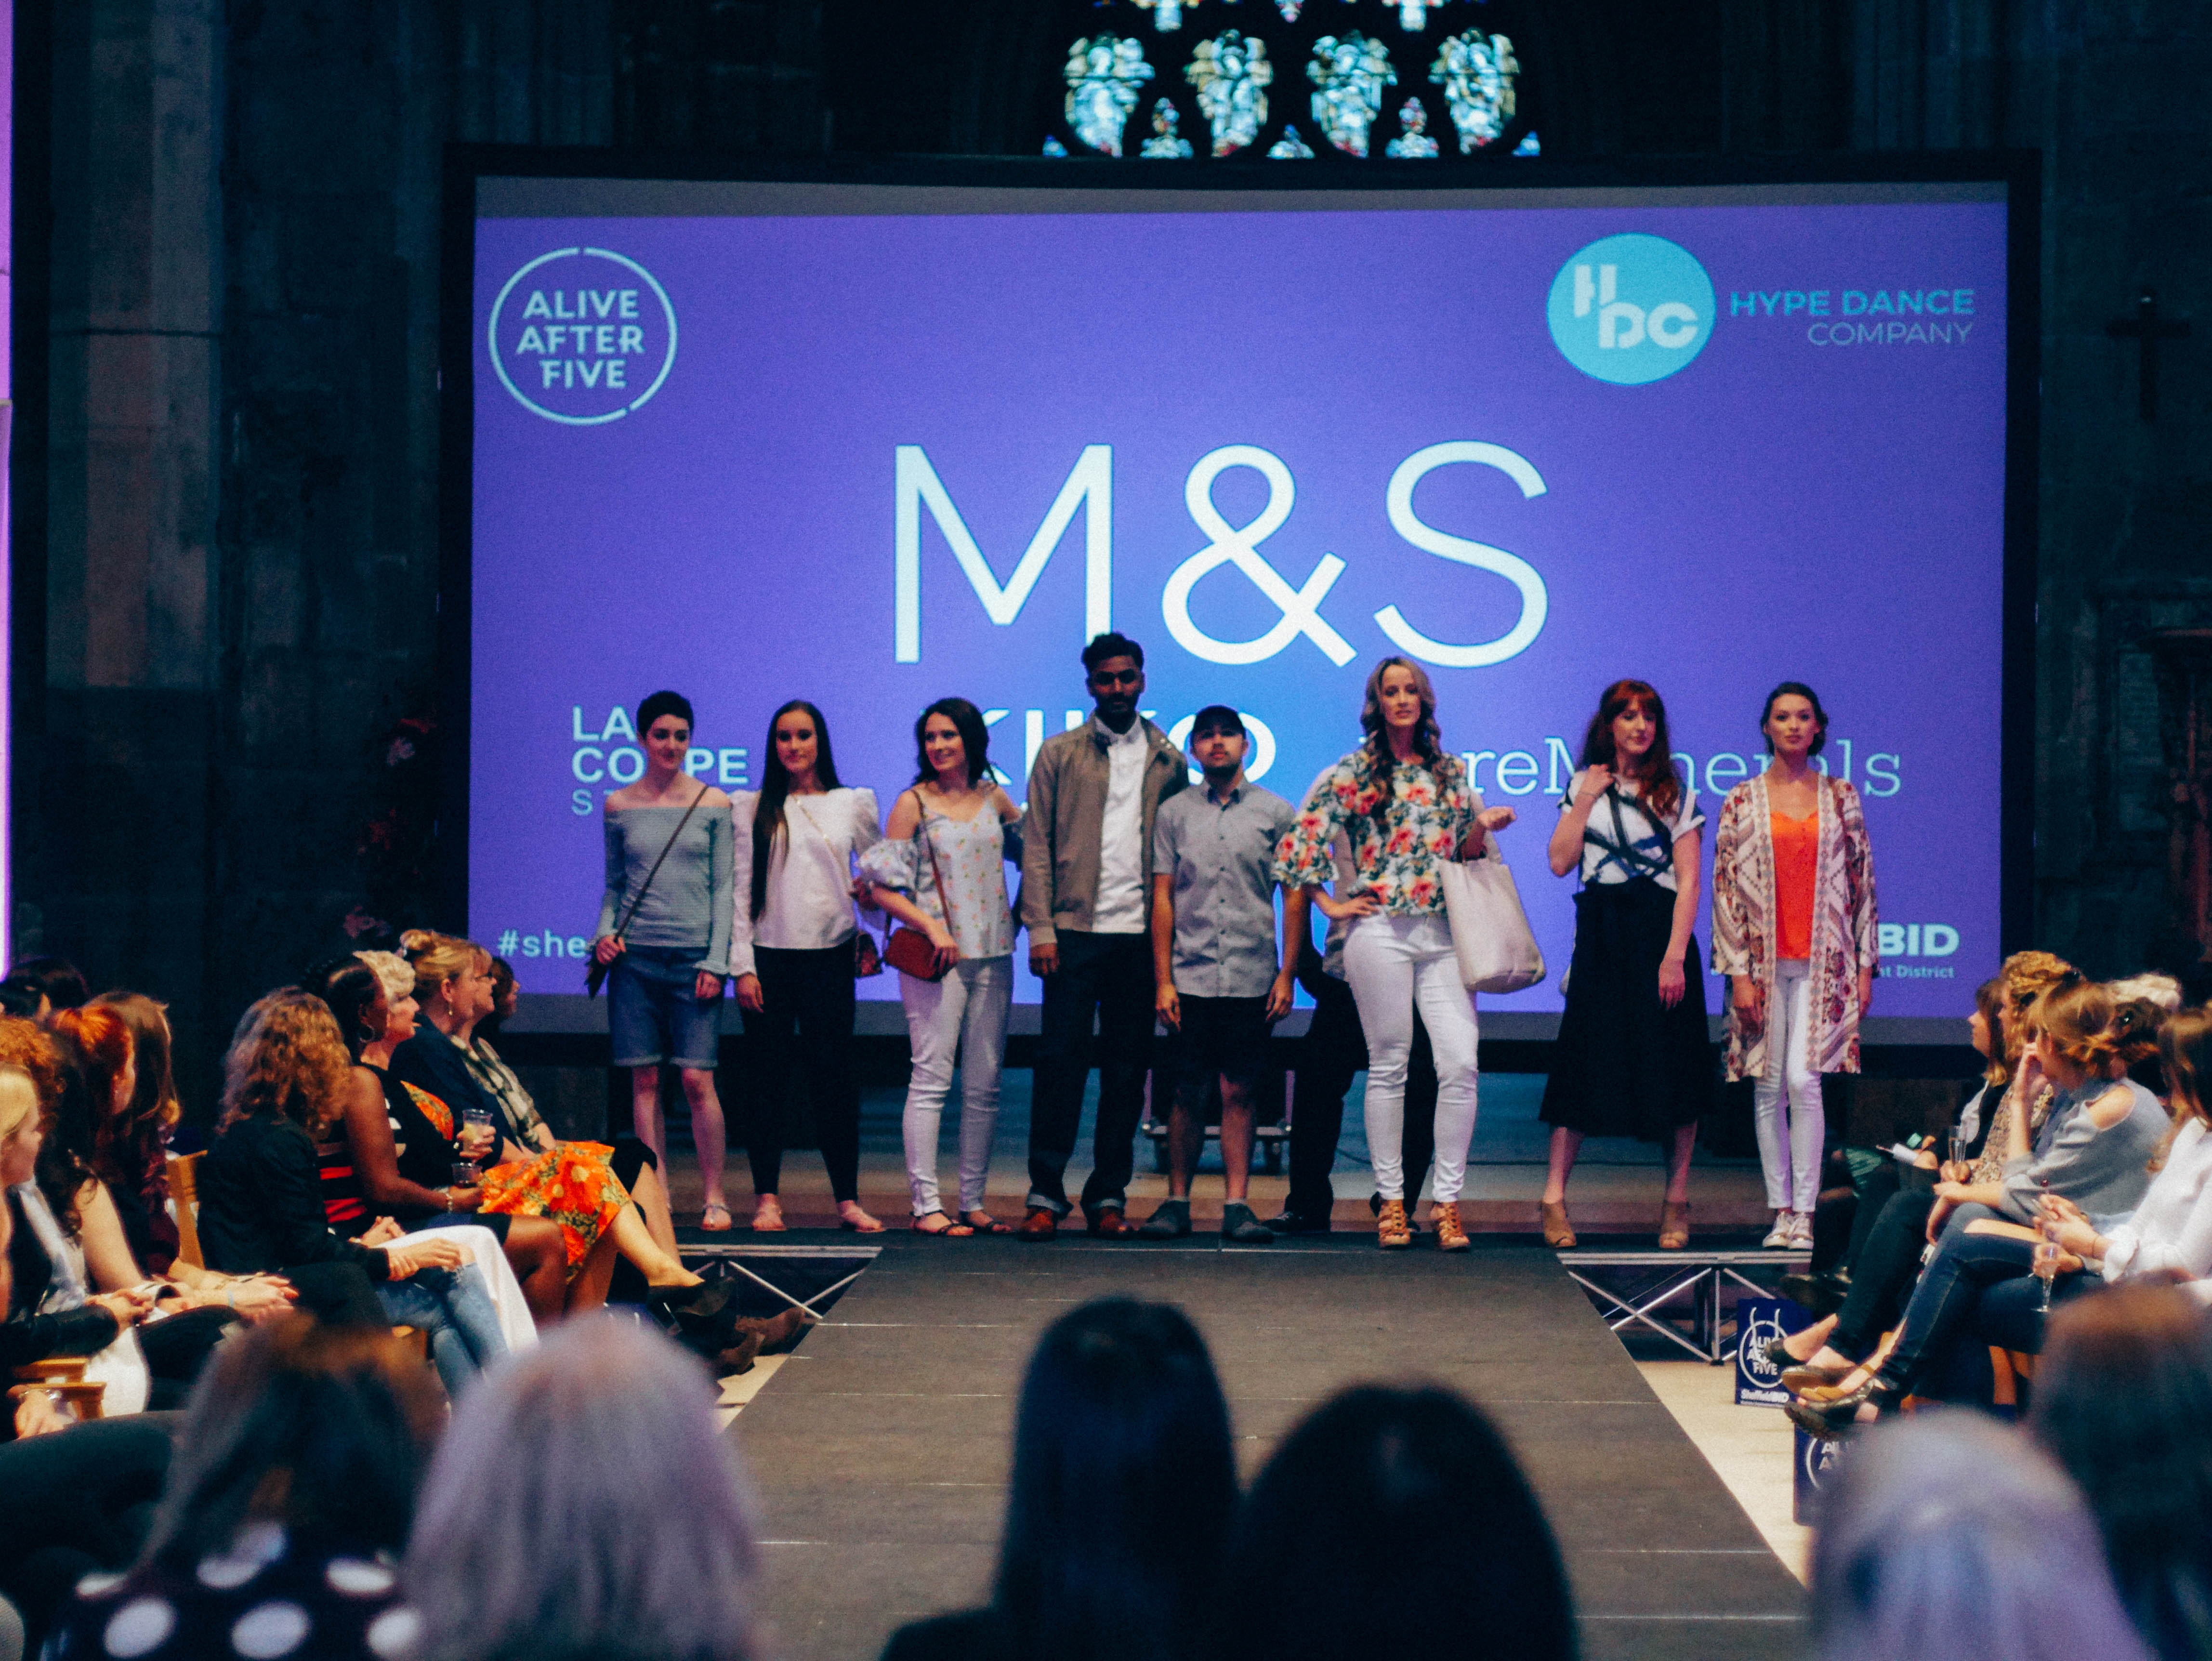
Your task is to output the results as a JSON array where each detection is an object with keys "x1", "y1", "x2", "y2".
[{"x1": 611, "y1": 785, "x2": 709, "y2": 944}]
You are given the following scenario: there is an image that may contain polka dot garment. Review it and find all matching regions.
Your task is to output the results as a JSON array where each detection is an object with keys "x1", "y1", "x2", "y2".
[{"x1": 44, "y1": 1523, "x2": 408, "y2": 1661}]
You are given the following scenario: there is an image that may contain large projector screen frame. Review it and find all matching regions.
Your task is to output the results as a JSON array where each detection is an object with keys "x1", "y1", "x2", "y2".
[{"x1": 437, "y1": 145, "x2": 2041, "y2": 1062}]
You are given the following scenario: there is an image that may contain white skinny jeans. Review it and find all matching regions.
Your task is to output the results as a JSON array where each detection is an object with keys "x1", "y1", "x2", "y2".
[
  {"x1": 1753, "y1": 959, "x2": 1825, "y2": 1212},
  {"x1": 899, "y1": 957, "x2": 1013, "y2": 1216},
  {"x1": 1343, "y1": 914, "x2": 1480, "y2": 1203}
]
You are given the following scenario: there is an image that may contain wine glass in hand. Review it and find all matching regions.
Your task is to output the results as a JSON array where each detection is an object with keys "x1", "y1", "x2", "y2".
[{"x1": 2033, "y1": 1225, "x2": 2064, "y2": 1315}]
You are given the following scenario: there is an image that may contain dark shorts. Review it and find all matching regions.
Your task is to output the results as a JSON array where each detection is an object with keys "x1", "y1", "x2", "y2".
[{"x1": 1172, "y1": 995, "x2": 1271, "y2": 1106}]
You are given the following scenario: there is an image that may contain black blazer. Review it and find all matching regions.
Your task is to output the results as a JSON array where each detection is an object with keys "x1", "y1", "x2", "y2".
[{"x1": 196, "y1": 1112, "x2": 391, "y2": 1282}]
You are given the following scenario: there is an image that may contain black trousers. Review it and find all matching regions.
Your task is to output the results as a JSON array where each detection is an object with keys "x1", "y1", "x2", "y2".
[
  {"x1": 744, "y1": 944, "x2": 861, "y2": 1202},
  {"x1": 0, "y1": 1415, "x2": 175, "y2": 1650},
  {"x1": 1285, "y1": 969, "x2": 1437, "y2": 1222},
  {"x1": 1028, "y1": 930, "x2": 1154, "y2": 1216},
  {"x1": 1830, "y1": 1186, "x2": 1941, "y2": 1361}
]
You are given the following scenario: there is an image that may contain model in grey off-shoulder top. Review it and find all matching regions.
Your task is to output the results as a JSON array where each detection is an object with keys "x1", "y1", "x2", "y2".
[{"x1": 595, "y1": 800, "x2": 735, "y2": 976}]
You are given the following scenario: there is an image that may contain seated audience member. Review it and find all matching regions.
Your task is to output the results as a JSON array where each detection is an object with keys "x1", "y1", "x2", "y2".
[
  {"x1": 195, "y1": 989, "x2": 519, "y2": 1396},
  {"x1": 1791, "y1": 977, "x2": 2168, "y2": 1431},
  {"x1": 40, "y1": 1007, "x2": 293, "y2": 1403},
  {"x1": 0, "y1": 1139, "x2": 175, "y2": 1655},
  {"x1": 1772, "y1": 951, "x2": 2075, "y2": 1379},
  {"x1": 401, "y1": 1318, "x2": 762, "y2": 1661},
  {"x1": 305, "y1": 954, "x2": 566, "y2": 1323},
  {"x1": 3, "y1": 958, "x2": 89, "y2": 1024},
  {"x1": 1785, "y1": 969, "x2": 2018, "y2": 1318},
  {"x1": 883, "y1": 1298, "x2": 1237, "y2": 1661},
  {"x1": 467, "y1": 951, "x2": 686, "y2": 1256},
  {"x1": 1224, "y1": 1386, "x2": 1575, "y2": 1661},
  {"x1": 315, "y1": 954, "x2": 744, "y2": 1345},
  {"x1": 43, "y1": 1317, "x2": 438, "y2": 1661},
  {"x1": 1809, "y1": 1411, "x2": 2149, "y2": 1661},
  {"x1": 1978, "y1": 1004, "x2": 2212, "y2": 1356},
  {"x1": 2029, "y1": 1283, "x2": 2212, "y2": 1661},
  {"x1": 2, "y1": 1055, "x2": 150, "y2": 1401}
]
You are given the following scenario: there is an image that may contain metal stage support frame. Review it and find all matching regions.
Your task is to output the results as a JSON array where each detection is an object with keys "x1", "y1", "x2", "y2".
[{"x1": 1559, "y1": 1248, "x2": 1811, "y2": 1364}]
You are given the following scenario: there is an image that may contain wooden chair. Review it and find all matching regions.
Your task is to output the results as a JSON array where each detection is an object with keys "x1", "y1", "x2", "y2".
[
  {"x1": 10, "y1": 1358, "x2": 106, "y2": 1420},
  {"x1": 167, "y1": 1150, "x2": 205, "y2": 1269}
]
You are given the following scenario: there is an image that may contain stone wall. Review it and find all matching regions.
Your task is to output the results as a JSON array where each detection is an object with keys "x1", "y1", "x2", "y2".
[{"x1": 12, "y1": 0, "x2": 2207, "y2": 1108}]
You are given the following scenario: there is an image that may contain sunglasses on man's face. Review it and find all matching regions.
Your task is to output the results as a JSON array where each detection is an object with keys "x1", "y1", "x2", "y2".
[{"x1": 1091, "y1": 668, "x2": 1142, "y2": 687}]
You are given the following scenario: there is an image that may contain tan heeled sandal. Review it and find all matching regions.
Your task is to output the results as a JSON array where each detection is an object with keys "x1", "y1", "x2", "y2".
[
  {"x1": 1432, "y1": 1201, "x2": 1470, "y2": 1252},
  {"x1": 1659, "y1": 1200, "x2": 1691, "y2": 1250},
  {"x1": 1540, "y1": 1200, "x2": 1577, "y2": 1249},
  {"x1": 1376, "y1": 1198, "x2": 1413, "y2": 1250}
]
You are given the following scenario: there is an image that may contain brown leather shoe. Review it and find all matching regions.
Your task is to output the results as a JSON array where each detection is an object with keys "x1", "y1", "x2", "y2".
[
  {"x1": 733, "y1": 1307, "x2": 812, "y2": 1355},
  {"x1": 1086, "y1": 1209, "x2": 1133, "y2": 1239},
  {"x1": 1540, "y1": 1200, "x2": 1577, "y2": 1249},
  {"x1": 1659, "y1": 1200, "x2": 1691, "y2": 1251},
  {"x1": 1016, "y1": 1206, "x2": 1060, "y2": 1241},
  {"x1": 714, "y1": 1329, "x2": 766, "y2": 1377}
]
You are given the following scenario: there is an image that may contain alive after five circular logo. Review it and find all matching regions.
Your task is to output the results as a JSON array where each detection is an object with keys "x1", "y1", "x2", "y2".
[
  {"x1": 1546, "y1": 233, "x2": 1714, "y2": 385},
  {"x1": 487, "y1": 248, "x2": 677, "y2": 425}
]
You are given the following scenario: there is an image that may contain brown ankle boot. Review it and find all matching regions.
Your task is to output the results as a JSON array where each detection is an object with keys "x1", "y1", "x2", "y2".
[
  {"x1": 1432, "y1": 1201, "x2": 1470, "y2": 1252},
  {"x1": 1376, "y1": 1198, "x2": 1413, "y2": 1250}
]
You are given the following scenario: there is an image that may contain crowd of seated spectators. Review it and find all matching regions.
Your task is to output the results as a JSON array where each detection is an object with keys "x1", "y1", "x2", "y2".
[{"x1": 3, "y1": 946, "x2": 2209, "y2": 1661}]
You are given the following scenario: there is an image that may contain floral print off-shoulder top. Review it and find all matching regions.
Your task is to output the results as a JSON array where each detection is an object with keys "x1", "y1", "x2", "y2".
[{"x1": 1273, "y1": 745, "x2": 1476, "y2": 917}]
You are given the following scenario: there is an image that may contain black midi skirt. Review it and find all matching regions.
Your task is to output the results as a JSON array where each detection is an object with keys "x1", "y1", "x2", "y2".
[{"x1": 1539, "y1": 877, "x2": 1715, "y2": 1144}]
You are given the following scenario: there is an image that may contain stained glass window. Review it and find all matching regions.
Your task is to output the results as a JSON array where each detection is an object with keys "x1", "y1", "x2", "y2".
[{"x1": 1043, "y1": 0, "x2": 1530, "y2": 161}]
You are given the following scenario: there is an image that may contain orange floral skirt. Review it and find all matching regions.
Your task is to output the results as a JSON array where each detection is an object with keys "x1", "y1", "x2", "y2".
[{"x1": 478, "y1": 1141, "x2": 631, "y2": 1272}]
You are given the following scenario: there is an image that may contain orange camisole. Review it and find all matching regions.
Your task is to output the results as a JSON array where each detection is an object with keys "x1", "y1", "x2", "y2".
[{"x1": 1771, "y1": 810, "x2": 1818, "y2": 961}]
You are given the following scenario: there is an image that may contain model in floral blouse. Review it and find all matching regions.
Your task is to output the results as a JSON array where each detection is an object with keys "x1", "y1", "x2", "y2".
[
  {"x1": 1274, "y1": 657, "x2": 1515, "y2": 1251},
  {"x1": 1710, "y1": 683, "x2": 1879, "y2": 1248}
]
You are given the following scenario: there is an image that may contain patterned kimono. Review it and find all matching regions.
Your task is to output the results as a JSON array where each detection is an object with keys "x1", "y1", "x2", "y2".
[{"x1": 1710, "y1": 772, "x2": 1879, "y2": 1083}]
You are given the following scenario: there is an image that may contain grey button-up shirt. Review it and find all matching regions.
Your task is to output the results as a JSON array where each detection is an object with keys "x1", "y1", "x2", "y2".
[{"x1": 1152, "y1": 778, "x2": 1297, "y2": 998}]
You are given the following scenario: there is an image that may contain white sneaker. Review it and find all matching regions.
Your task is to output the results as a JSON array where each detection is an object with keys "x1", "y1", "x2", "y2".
[
  {"x1": 1764, "y1": 1211, "x2": 1796, "y2": 1249},
  {"x1": 1789, "y1": 1212, "x2": 1816, "y2": 1250}
]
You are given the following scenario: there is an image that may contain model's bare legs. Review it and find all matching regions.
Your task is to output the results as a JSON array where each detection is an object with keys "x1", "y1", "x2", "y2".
[
  {"x1": 1665, "y1": 1122, "x2": 1697, "y2": 1205},
  {"x1": 1542, "y1": 1126, "x2": 1583, "y2": 1206},
  {"x1": 630, "y1": 1066, "x2": 665, "y2": 1168},
  {"x1": 1219, "y1": 1081, "x2": 1257, "y2": 1202},
  {"x1": 680, "y1": 1066, "x2": 728, "y2": 1213}
]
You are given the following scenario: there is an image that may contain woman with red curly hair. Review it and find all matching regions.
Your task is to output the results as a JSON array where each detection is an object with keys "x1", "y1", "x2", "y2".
[
  {"x1": 1273, "y1": 658, "x2": 1516, "y2": 1252},
  {"x1": 1538, "y1": 680, "x2": 1712, "y2": 1250}
]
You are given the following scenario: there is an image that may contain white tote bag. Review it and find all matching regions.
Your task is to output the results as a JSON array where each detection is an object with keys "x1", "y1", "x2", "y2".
[{"x1": 1439, "y1": 793, "x2": 1546, "y2": 994}]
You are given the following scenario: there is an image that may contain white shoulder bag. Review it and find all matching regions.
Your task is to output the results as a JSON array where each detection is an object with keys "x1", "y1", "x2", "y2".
[{"x1": 1439, "y1": 789, "x2": 1546, "y2": 994}]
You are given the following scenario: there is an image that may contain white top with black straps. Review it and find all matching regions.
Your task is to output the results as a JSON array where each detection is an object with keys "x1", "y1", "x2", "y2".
[{"x1": 1560, "y1": 770, "x2": 1704, "y2": 893}]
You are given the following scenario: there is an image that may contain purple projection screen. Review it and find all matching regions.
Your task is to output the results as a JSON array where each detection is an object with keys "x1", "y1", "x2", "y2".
[{"x1": 462, "y1": 174, "x2": 2016, "y2": 1037}]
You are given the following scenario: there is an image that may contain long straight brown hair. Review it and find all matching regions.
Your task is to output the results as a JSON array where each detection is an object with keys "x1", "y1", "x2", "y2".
[
  {"x1": 751, "y1": 699, "x2": 843, "y2": 923},
  {"x1": 1577, "y1": 679, "x2": 1682, "y2": 819}
]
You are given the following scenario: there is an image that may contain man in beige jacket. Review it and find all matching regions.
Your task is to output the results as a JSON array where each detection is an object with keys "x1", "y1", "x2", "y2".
[{"x1": 1016, "y1": 632, "x2": 1187, "y2": 1240}]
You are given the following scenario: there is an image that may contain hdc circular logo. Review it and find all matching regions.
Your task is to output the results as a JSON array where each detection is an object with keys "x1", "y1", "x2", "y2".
[
  {"x1": 487, "y1": 247, "x2": 677, "y2": 425},
  {"x1": 1546, "y1": 233, "x2": 1714, "y2": 385}
]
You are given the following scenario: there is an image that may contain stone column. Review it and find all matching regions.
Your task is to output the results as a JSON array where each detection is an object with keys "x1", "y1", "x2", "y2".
[{"x1": 37, "y1": 0, "x2": 222, "y2": 1063}]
